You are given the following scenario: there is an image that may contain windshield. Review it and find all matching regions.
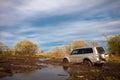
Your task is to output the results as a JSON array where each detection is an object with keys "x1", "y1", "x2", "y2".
[{"x1": 96, "y1": 47, "x2": 105, "y2": 54}]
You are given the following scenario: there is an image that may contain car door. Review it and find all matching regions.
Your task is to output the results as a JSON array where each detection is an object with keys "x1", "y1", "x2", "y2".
[
  {"x1": 69, "y1": 49, "x2": 79, "y2": 62},
  {"x1": 75, "y1": 49, "x2": 83, "y2": 63}
]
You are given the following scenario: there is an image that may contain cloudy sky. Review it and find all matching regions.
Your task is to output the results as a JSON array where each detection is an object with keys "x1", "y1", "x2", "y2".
[{"x1": 0, "y1": 0, "x2": 120, "y2": 51}]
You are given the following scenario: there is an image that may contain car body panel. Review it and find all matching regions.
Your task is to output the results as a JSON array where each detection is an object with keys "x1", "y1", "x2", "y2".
[{"x1": 63, "y1": 46, "x2": 109, "y2": 64}]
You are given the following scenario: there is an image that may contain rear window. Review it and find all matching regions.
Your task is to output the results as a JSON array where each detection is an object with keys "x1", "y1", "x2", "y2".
[{"x1": 96, "y1": 47, "x2": 105, "y2": 54}]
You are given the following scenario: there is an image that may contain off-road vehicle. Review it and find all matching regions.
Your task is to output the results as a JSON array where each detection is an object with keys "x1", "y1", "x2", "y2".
[{"x1": 63, "y1": 46, "x2": 109, "y2": 66}]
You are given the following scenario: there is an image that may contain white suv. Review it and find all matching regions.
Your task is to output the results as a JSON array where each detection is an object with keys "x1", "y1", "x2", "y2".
[{"x1": 63, "y1": 46, "x2": 109, "y2": 66}]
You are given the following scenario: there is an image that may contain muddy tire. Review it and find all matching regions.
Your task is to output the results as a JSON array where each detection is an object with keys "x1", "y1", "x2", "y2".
[
  {"x1": 63, "y1": 58, "x2": 68, "y2": 63},
  {"x1": 83, "y1": 60, "x2": 93, "y2": 67}
]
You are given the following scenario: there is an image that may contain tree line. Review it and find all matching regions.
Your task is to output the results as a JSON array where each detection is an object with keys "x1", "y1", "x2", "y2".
[
  {"x1": 0, "y1": 40, "x2": 38, "y2": 56},
  {"x1": 0, "y1": 34, "x2": 120, "y2": 56}
]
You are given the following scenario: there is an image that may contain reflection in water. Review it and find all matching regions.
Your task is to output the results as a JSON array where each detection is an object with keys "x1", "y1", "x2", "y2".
[
  {"x1": 63, "y1": 64, "x2": 103, "y2": 80},
  {"x1": 39, "y1": 58, "x2": 50, "y2": 61},
  {"x1": 0, "y1": 57, "x2": 44, "y2": 79},
  {"x1": 1, "y1": 63, "x2": 119, "y2": 80},
  {"x1": 63, "y1": 64, "x2": 120, "y2": 80},
  {"x1": 0, "y1": 64, "x2": 68, "y2": 80},
  {"x1": 0, "y1": 62, "x2": 102, "y2": 80}
]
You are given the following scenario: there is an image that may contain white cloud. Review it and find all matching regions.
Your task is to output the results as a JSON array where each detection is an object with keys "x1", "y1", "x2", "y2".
[
  {"x1": 16, "y1": 0, "x2": 101, "y2": 16},
  {"x1": 1, "y1": 19, "x2": 120, "y2": 50},
  {"x1": 0, "y1": 31, "x2": 14, "y2": 38},
  {"x1": 1, "y1": 0, "x2": 120, "y2": 26},
  {"x1": 13, "y1": 19, "x2": 120, "y2": 45}
]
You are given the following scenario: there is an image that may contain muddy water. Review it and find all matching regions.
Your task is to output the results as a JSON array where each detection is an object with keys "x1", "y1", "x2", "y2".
[
  {"x1": 0, "y1": 63, "x2": 105, "y2": 80},
  {"x1": 0, "y1": 64, "x2": 69, "y2": 80},
  {"x1": 0, "y1": 58, "x2": 119, "y2": 80}
]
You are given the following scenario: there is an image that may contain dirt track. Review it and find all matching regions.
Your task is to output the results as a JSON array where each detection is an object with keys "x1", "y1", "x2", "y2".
[{"x1": 0, "y1": 57, "x2": 120, "y2": 80}]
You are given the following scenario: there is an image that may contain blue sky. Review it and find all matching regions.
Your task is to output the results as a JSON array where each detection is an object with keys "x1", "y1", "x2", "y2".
[{"x1": 0, "y1": 0, "x2": 120, "y2": 51}]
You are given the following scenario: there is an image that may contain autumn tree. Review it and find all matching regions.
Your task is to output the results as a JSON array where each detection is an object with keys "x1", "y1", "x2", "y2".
[
  {"x1": 64, "y1": 40, "x2": 89, "y2": 54},
  {"x1": 107, "y1": 34, "x2": 120, "y2": 55},
  {"x1": 71, "y1": 40, "x2": 89, "y2": 49},
  {"x1": 14, "y1": 40, "x2": 38, "y2": 55},
  {"x1": 0, "y1": 41, "x2": 9, "y2": 54},
  {"x1": 48, "y1": 46, "x2": 65, "y2": 58},
  {"x1": 64, "y1": 44, "x2": 72, "y2": 54},
  {"x1": 51, "y1": 46, "x2": 64, "y2": 55},
  {"x1": 90, "y1": 40, "x2": 101, "y2": 47}
]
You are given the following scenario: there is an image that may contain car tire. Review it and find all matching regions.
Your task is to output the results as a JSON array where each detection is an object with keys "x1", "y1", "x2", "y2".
[
  {"x1": 63, "y1": 58, "x2": 68, "y2": 63},
  {"x1": 83, "y1": 60, "x2": 93, "y2": 67}
]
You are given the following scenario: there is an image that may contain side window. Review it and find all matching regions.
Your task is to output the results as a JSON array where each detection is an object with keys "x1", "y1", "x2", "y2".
[
  {"x1": 96, "y1": 47, "x2": 105, "y2": 54},
  {"x1": 71, "y1": 48, "x2": 93, "y2": 55},
  {"x1": 83, "y1": 48, "x2": 93, "y2": 54},
  {"x1": 78, "y1": 49, "x2": 83, "y2": 54},
  {"x1": 71, "y1": 49, "x2": 79, "y2": 55}
]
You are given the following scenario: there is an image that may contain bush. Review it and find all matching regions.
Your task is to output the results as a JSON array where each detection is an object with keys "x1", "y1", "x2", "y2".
[
  {"x1": 14, "y1": 40, "x2": 38, "y2": 56},
  {"x1": 107, "y1": 34, "x2": 120, "y2": 55},
  {"x1": 0, "y1": 41, "x2": 10, "y2": 55},
  {"x1": 64, "y1": 40, "x2": 89, "y2": 54}
]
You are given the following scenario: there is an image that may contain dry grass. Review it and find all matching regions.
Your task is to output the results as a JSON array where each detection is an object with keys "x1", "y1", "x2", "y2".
[
  {"x1": 35, "y1": 52, "x2": 68, "y2": 59},
  {"x1": 108, "y1": 54, "x2": 120, "y2": 63}
]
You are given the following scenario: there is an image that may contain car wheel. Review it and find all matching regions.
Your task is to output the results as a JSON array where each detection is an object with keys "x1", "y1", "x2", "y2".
[
  {"x1": 63, "y1": 58, "x2": 68, "y2": 63},
  {"x1": 83, "y1": 60, "x2": 93, "y2": 67}
]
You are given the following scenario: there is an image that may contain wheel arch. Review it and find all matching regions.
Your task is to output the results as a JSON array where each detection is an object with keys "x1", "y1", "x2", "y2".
[
  {"x1": 83, "y1": 58, "x2": 93, "y2": 64},
  {"x1": 63, "y1": 57, "x2": 70, "y2": 62}
]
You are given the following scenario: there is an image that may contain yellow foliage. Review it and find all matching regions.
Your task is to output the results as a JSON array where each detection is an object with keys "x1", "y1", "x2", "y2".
[{"x1": 14, "y1": 40, "x2": 38, "y2": 55}]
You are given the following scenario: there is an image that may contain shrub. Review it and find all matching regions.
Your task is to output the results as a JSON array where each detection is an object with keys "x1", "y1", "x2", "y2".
[
  {"x1": 64, "y1": 40, "x2": 89, "y2": 54},
  {"x1": 107, "y1": 34, "x2": 120, "y2": 55},
  {"x1": 0, "y1": 41, "x2": 10, "y2": 55},
  {"x1": 14, "y1": 40, "x2": 38, "y2": 56}
]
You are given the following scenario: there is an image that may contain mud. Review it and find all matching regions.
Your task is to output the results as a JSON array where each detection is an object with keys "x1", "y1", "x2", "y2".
[
  {"x1": 0, "y1": 56, "x2": 45, "y2": 78},
  {"x1": 41, "y1": 59, "x2": 120, "y2": 80},
  {"x1": 0, "y1": 57, "x2": 120, "y2": 80}
]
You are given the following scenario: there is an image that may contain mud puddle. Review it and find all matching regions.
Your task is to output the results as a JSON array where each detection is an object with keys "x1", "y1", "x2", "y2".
[
  {"x1": 0, "y1": 64, "x2": 68, "y2": 80},
  {"x1": 0, "y1": 57, "x2": 120, "y2": 80},
  {"x1": 1, "y1": 63, "x2": 119, "y2": 80}
]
